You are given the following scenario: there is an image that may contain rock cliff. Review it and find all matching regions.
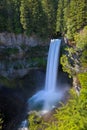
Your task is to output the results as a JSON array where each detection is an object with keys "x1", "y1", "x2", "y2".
[
  {"x1": 0, "y1": 32, "x2": 49, "y2": 46},
  {"x1": 0, "y1": 33, "x2": 49, "y2": 78}
]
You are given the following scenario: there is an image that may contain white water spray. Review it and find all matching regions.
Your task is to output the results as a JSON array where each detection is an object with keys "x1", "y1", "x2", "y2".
[
  {"x1": 45, "y1": 39, "x2": 61, "y2": 91},
  {"x1": 29, "y1": 39, "x2": 63, "y2": 112}
]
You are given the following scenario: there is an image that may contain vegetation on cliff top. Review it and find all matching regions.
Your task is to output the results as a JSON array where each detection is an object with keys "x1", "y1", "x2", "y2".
[{"x1": 0, "y1": 0, "x2": 87, "y2": 40}]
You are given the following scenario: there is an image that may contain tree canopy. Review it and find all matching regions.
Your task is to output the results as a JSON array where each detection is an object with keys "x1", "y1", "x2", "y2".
[{"x1": 0, "y1": 0, "x2": 87, "y2": 39}]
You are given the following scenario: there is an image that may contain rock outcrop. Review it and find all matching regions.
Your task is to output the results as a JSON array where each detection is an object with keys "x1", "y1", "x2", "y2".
[
  {"x1": 0, "y1": 33, "x2": 48, "y2": 78},
  {"x1": 0, "y1": 32, "x2": 48, "y2": 46}
]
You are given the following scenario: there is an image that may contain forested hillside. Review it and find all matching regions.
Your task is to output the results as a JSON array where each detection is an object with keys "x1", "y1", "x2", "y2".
[{"x1": 0, "y1": 0, "x2": 87, "y2": 39}]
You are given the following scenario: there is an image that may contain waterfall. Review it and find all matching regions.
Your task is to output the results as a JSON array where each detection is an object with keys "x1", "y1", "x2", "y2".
[
  {"x1": 28, "y1": 39, "x2": 63, "y2": 112},
  {"x1": 45, "y1": 39, "x2": 61, "y2": 91},
  {"x1": 19, "y1": 39, "x2": 71, "y2": 128}
]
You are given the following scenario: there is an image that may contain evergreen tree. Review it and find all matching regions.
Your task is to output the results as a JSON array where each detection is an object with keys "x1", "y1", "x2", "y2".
[
  {"x1": 66, "y1": 0, "x2": 87, "y2": 39},
  {"x1": 63, "y1": 0, "x2": 71, "y2": 32},
  {"x1": 6, "y1": 0, "x2": 22, "y2": 33},
  {"x1": 20, "y1": 0, "x2": 48, "y2": 38},
  {"x1": 41, "y1": 0, "x2": 58, "y2": 37},
  {"x1": 0, "y1": 0, "x2": 22, "y2": 33},
  {"x1": 56, "y1": 0, "x2": 64, "y2": 33},
  {"x1": 0, "y1": 0, "x2": 8, "y2": 31},
  {"x1": 20, "y1": 0, "x2": 29, "y2": 32},
  {"x1": 56, "y1": 0, "x2": 71, "y2": 34},
  {"x1": 12, "y1": 0, "x2": 23, "y2": 33}
]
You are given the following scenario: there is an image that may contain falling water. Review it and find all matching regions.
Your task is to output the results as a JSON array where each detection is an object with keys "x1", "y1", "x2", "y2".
[
  {"x1": 43, "y1": 39, "x2": 61, "y2": 112},
  {"x1": 19, "y1": 39, "x2": 68, "y2": 129},
  {"x1": 45, "y1": 39, "x2": 61, "y2": 91},
  {"x1": 28, "y1": 39, "x2": 63, "y2": 112}
]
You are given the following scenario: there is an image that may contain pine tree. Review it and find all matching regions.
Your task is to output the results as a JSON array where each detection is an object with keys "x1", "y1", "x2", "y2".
[
  {"x1": 56, "y1": 0, "x2": 71, "y2": 34},
  {"x1": 63, "y1": 0, "x2": 71, "y2": 32},
  {"x1": 66, "y1": 0, "x2": 87, "y2": 39},
  {"x1": 0, "y1": 0, "x2": 22, "y2": 33},
  {"x1": 20, "y1": 0, "x2": 48, "y2": 38},
  {"x1": 41, "y1": 0, "x2": 58, "y2": 37},
  {"x1": 12, "y1": 0, "x2": 23, "y2": 33},
  {"x1": 56, "y1": 0, "x2": 64, "y2": 33},
  {"x1": 0, "y1": 0, "x2": 8, "y2": 31}
]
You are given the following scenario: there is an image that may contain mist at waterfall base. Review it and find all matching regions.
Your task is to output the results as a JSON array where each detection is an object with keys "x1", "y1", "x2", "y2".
[{"x1": 28, "y1": 39, "x2": 68, "y2": 113}]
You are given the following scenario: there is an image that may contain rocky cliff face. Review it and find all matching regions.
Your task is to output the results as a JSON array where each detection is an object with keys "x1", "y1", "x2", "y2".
[
  {"x1": 0, "y1": 33, "x2": 49, "y2": 79},
  {"x1": 0, "y1": 32, "x2": 49, "y2": 46}
]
